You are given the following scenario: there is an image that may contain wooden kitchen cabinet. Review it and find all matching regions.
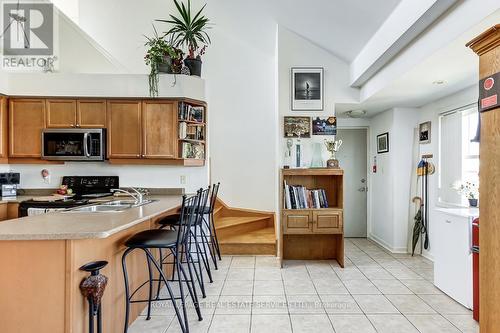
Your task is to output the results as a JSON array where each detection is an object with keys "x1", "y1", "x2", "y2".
[
  {"x1": 9, "y1": 99, "x2": 46, "y2": 157},
  {"x1": 142, "y1": 100, "x2": 177, "y2": 158},
  {"x1": 46, "y1": 99, "x2": 77, "y2": 128},
  {"x1": 107, "y1": 100, "x2": 142, "y2": 158},
  {"x1": 47, "y1": 99, "x2": 106, "y2": 128},
  {"x1": 77, "y1": 100, "x2": 106, "y2": 128},
  {"x1": 0, "y1": 96, "x2": 7, "y2": 162}
]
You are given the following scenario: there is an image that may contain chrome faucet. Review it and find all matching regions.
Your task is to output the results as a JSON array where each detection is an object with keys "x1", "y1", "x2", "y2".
[{"x1": 111, "y1": 187, "x2": 144, "y2": 204}]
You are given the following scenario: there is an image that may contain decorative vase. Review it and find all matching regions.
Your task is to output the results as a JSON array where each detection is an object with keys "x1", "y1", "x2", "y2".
[
  {"x1": 310, "y1": 142, "x2": 324, "y2": 168},
  {"x1": 157, "y1": 55, "x2": 173, "y2": 73},
  {"x1": 184, "y1": 57, "x2": 202, "y2": 76},
  {"x1": 468, "y1": 198, "x2": 478, "y2": 207}
]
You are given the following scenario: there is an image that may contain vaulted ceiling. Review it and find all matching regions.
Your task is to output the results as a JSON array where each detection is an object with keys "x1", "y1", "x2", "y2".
[{"x1": 264, "y1": 0, "x2": 402, "y2": 62}]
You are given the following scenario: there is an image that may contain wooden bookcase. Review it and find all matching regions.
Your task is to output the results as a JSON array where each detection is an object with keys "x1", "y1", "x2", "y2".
[{"x1": 279, "y1": 168, "x2": 344, "y2": 267}]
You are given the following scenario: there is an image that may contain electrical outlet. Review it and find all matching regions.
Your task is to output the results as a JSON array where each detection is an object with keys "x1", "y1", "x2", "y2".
[{"x1": 180, "y1": 175, "x2": 186, "y2": 185}]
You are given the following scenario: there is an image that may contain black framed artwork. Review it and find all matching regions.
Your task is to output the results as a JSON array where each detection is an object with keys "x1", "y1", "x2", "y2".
[
  {"x1": 419, "y1": 121, "x2": 431, "y2": 144},
  {"x1": 377, "y1": 132, "x2": 389, "y2": 154},
  {"x1": 291, "y1": 67, "x2": 324, "y2": 111},
  {"x1": 312, "y1": 116, "x2": 337, "y2": 135}
]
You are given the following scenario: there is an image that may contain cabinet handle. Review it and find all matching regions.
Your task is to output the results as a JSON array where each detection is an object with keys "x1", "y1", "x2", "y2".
[
  {"x1": 136, "y1": 154, "x2": 140, "y2": 157},
  {"x1": 70, "y1": 124, "x2": 75, "y2": 128},
  {"x1": 445, "y1": 220, "x2": 452, "y2": 224},
  {"x1": 76, "y1": 124, "x2": 81, "y2": 128}
]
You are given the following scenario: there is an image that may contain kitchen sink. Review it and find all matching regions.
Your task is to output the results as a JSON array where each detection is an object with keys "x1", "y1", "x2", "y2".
[{"x1": 64, "y1": 199, "x2": 157, "y2": 213}]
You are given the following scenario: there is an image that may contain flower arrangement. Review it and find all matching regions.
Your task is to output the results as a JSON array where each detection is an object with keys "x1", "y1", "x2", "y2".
[{"x1": 452, "y1": 181, "x2": 479, "y2": 199}]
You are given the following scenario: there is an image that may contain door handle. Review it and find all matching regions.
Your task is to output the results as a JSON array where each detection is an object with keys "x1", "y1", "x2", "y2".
[
  {"x1": 358, "y1": 187, "x2": 368, "y2": 192},
  {"x1": 83, "y1": 133, "x2": 90, "y2": 157}
]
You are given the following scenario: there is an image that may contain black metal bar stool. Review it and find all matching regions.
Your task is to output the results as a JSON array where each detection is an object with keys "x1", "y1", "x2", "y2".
[
  {"x1": 121, "y1": 193, "x2": 203, "y2": 333},
  {"x1": 157, "y1": 187, "x2": 213, "y2": 298}
]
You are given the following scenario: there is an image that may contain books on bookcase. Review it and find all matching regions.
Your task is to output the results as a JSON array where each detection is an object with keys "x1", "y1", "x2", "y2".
[
  {"x1": 284, "y1": 181, "x2": 329, "y2": 209},
  {"x1": 178, "y1": 101, "x2": 204, "y2": 122},
  {"x1": 179, "y1": 122, "x2": 204, "y2": 140},
  {"x1": 181, "y1": 141, "x2": 205, "y2": 159}
]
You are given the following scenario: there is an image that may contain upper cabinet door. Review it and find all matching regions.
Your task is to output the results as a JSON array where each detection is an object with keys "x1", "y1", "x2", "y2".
[
  {"x1": 0, "y1": 97, "x2": 7, "y2": 159},
  {"x1": 107, "y1": 100, "x2": 142, "y2": 158},
  {"x1": 46, "y1": 99, "x2": 77, "y2": 128},
  {"x1": 9, "y1": 99, "x2": 46, "y2": 157},
  {"x1": 142, "y1": 101, "x2": 177, "y2": 158},
  {"x1": 77, "y1": 100, "x2": 106, "y2": 128}
]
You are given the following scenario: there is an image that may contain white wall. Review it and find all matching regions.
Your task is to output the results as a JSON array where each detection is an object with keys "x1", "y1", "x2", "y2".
[
  {"x1": 368, "y1": 107, "x2": 418, "y2": 252},
  {"x1": 278, "y1": 27, "x2": 360, "y2": 167}
]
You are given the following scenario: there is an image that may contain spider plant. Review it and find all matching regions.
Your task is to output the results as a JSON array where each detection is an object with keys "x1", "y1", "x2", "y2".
[{"x1": 156, "y1": 0, "x2": 211, "y2": 59}]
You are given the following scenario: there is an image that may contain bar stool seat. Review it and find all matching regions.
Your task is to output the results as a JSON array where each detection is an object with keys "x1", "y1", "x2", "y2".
[{"x1": 125, "y1": 229, "x2": 177, "y2": 248}]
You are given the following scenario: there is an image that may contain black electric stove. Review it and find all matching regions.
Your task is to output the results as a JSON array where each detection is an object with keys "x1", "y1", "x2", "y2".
[{"x1": 19, "y1": 176, "x2": 119, "y2": 217}]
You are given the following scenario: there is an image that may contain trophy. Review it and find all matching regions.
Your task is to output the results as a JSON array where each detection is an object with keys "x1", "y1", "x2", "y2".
[{"x1": 324, "y1": 139, "x2": 343, "y2": 168}]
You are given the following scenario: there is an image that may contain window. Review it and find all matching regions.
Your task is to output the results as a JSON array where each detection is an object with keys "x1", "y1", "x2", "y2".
[{"x1": 438, "y1": 105, "x2": 479, "y2": 206}]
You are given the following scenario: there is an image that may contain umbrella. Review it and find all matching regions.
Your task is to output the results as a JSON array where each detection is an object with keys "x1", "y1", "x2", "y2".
[{"x1": 412, "y1": 203, "x2": 423, "y2": 256}]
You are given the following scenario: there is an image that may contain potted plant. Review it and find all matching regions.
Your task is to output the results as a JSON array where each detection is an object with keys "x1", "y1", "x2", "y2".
[
  {"x1": 144, "y1": 26, "x2": 184, "y2": 96},
  {"x1": 156, "y1": 0, "x2": 211, "y2": 77},
  {"x1": 452, "y1": 181, "x2": 479, "y2": 207}
]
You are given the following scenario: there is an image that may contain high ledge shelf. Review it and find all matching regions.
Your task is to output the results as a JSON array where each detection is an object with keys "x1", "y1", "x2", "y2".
[{"x1": 279, "y1": 168, "x2": 344, "y2": 267}]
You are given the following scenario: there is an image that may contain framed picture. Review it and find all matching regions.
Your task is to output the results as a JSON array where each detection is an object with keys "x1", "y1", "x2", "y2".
[
  {"x1": 419, "y1": 121, "x2": 431, "y2": 144},
  {"x1": 377, "y1": 132, "x2": 389, "y2": 154},
  {"x1": 291, "y1": 67, "x2": 324, "y2": 111},
  {"x1": 284, "y1": 116, "x2": 311, "y2": 138},
  {"x1": 312, "y1": 116, "x2": 337, "y2": 135}
]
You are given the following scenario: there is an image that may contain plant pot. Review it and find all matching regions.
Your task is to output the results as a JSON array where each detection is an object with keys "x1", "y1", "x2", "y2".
[
  {"x1": 468, "y1": 198, "x2": 478, "y2": 207},
  {"x1": 184, "y1": 58, "x2": 202, "y2": 76},
  {"x1": 157, "y1": 55, "x2": 173, "y2": 73}
]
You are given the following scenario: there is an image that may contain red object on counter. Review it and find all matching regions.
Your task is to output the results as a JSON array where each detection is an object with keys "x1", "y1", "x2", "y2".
[{"x1": 472, "y1": 218, "x2": 479, "y2": 322}]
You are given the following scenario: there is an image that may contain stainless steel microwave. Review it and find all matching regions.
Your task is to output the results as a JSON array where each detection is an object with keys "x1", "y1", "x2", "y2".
[{"x1": 41, "y1": 129, "x2": 106, "y2": 161}]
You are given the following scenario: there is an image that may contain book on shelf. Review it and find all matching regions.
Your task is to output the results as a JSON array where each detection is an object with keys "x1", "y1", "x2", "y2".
[
  {"x1": 284, "y1": 181, "x2": 329, "y2": 209},
  {"x1": 179, "y1": 123, "x2": 204, "y2": 140},
  {"x1": 178, "y1": 102, "x2": 204, "y2": 123},
  {"x1": 181, "y1": 141, "x2": 205, "y2": 159}
]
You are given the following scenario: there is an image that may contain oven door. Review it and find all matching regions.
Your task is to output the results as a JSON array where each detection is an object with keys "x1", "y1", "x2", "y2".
[{"x1": 42, "y1": 129, "x2": 105, "y2": 161}]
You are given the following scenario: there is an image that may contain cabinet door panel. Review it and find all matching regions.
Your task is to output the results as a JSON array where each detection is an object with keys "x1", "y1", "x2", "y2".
[
  {"x1": 142, "y1": 101, "x2": 177, "y2": 158},
  {"x1": 77, "y1": 100, "x2": 106, "y2": 128},
  {"x1": 0, "y1": 97, "x2": 7, "y2": 159},
  {"x1": 107, "y1": 100, "x2": 141, "y2": 158},
  {"x1": 46, "y1": 99, "x2": 77, "y2": 128},
  {"x1": 313, "y1": 211, "x2": 343, "y2": 234},
  {"x1": 283, "y1": 212, "x2": 312, "y2": 234},
  {"x1": 9, "y1": 99, "x2": 45, "y2": 157}
]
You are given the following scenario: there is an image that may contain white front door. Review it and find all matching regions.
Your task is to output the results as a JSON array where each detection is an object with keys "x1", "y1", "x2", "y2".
[{"x1": 336, "y1": 128, "x2": 368, "y2": 237}]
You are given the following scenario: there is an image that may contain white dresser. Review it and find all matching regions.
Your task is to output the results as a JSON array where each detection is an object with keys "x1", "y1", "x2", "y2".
[{"x1": 433, "y1": 208, "x2": 478, "y2": 309}]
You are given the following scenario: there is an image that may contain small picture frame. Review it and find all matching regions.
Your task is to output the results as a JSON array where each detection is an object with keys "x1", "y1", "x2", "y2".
[
  {"x1": 291, "y1": 67, "x2": 324, "y2": 111},
  {"x1": 284, "y1": 116, "x2": 311, "y2": 138},
  {"x1": 419, "y1": 121, "x2": 431, "y2": 144},
  {"x1": 312, "y1": 116, "x2": 337, "y2": 135},
  {"x1": 377, "y1": 132, "x2": 389, "y2": 154}
]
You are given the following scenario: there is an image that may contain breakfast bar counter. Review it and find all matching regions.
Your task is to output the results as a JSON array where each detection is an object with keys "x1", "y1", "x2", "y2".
[{"x1": 0, "y1": 195, "x2": 183, "y2": 333}]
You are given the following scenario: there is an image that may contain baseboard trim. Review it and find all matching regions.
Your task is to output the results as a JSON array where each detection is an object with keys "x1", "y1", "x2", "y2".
[{"x1": 368, "y1": 234, "x2": 408, "y2": 254}]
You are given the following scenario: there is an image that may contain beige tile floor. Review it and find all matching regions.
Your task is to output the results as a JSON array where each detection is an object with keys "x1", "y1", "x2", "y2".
[{"x1": 128, "y1": 238, "x2": 478, "y2": 333}]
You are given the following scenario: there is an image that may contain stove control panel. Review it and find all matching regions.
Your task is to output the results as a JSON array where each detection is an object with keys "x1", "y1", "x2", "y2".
[{"x1": 62, "y1": 176, "x2": 119, "y2": 194}]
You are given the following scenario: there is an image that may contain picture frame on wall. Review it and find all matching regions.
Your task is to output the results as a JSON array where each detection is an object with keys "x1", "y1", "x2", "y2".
[
  {"x1": 312, "y1": 116, "x2": 337, "y2": 135},
  {"x1": 419, "y1": 121, "x2": 431, "y2": 144},
  {"x1": 291, "y1": 67, "x2": 324, "y2": 111},
  {"x1": 284, "y1": 116, "x2": 311, "y2": 138},
  {"x1": 377, "y1": 132, "x2": 389, "y2": 154}
]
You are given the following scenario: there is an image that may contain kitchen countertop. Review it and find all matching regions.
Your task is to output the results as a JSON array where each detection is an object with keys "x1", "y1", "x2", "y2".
[
  {"x1": 0, "y1": 195, "x2": 39, "y2": 204},
  {"x1": 435, "y1": 207, "x2": 479, "y2": 218},
  {"x1": 0, "y1": 195, "x2": 182, "y2": 240}
]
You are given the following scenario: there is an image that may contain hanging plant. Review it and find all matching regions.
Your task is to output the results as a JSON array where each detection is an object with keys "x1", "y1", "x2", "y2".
[{"x1": 144, "y1": 25, "x2": 184, "y2": 97}]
